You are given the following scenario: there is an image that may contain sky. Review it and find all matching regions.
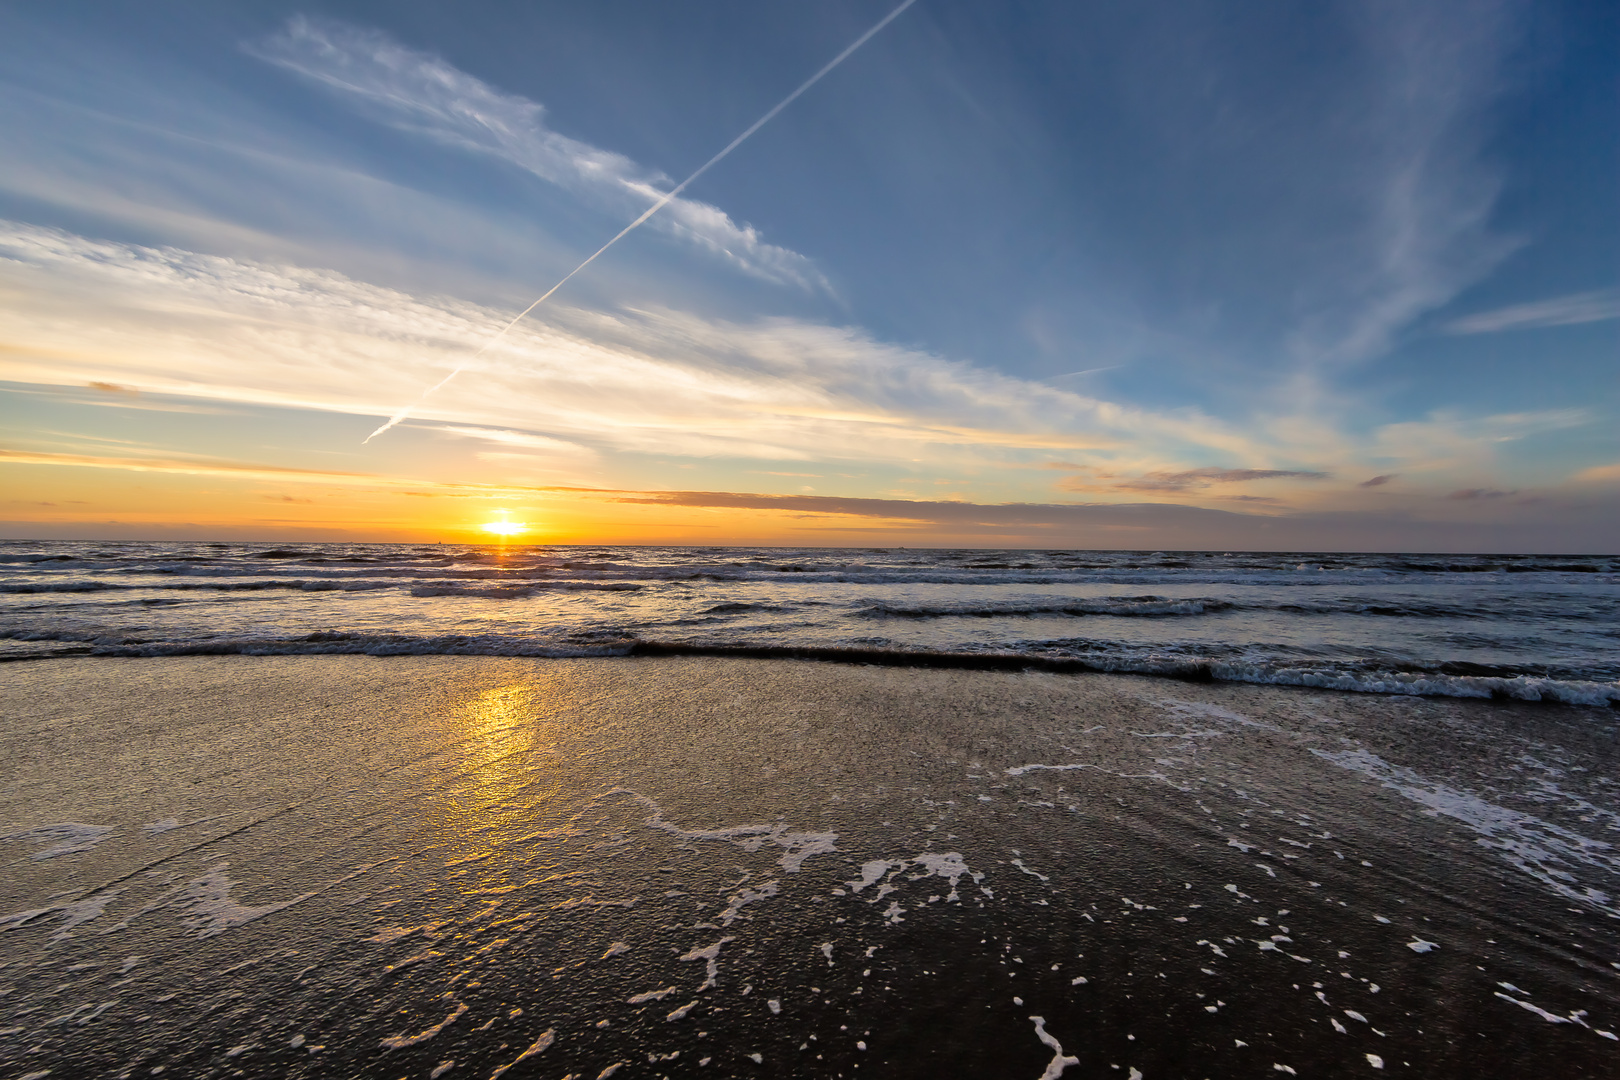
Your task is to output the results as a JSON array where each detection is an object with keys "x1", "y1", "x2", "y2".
[{"x1": 0, "y1": 0, "x2": 1615, "y2": 550}]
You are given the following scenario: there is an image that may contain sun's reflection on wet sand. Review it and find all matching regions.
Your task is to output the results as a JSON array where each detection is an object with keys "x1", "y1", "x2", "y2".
[{"x1": 429, "y1": 683, "x2": 568, "y2": 894}]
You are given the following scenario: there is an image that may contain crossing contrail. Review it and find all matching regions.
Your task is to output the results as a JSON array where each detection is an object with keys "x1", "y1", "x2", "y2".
[{"x1": 365, "y1": 0, "x2": 919, "y2": 443}]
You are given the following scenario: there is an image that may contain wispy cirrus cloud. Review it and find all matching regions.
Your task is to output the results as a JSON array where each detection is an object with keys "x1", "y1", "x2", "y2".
[
  {"x1": 252, "y1": 17, "x2": 828, "y2": 292},
  {"x1": 1118, "y1": 467, "x2": 1329, "y2": 492},
  {"x1": 0, "y1": 219, "x2": 1604, "y2": 520},
  {"x1": 1443, "y1": 289, "x2": 1620, "y2": 335},
  {"x1": 0, "y1": 448, "x2": 374, "y2": 485},
  {"x1": 1057, "y1": 466, "x2": 1328, "y2": 495},
  {"x1": 1367, "y1": 408, "x2": 1590, "y2": 474},
  {"x1": 1282, "y1": 0, "x2": 1524, "y2": 367},
  {"x1": 1, "y1": 384, "x2": 232, "y2": 414}
]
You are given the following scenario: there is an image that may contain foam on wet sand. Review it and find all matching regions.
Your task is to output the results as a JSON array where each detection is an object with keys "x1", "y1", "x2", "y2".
[{"x1": 0, "y1": 654, "x2": 1615, "y2": 1077}]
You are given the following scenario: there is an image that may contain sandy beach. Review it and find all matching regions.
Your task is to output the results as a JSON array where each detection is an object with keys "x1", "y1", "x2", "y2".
[{"x1": 2, "y1": 656, "x2": 1616, "y2": 1078}]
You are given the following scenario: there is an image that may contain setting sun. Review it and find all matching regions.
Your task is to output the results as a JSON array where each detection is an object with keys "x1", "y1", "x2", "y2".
[
  {"x1": 481, "y1": 520, "x2": 527, "y2": 537},
  {"x1": 480, "y1": 509, "x2": 527, "y2": 537}
]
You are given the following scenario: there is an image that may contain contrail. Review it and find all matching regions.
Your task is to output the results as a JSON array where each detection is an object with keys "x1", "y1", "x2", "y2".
[
  {"x1": 1049, "y1": 365, "x2": 1124, "y2": 381},
  {"x1": 365, "y1": 0, "x2": 919, "y2": 443}
]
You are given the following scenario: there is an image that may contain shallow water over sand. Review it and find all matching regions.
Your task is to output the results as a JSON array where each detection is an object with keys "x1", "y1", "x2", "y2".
[{"x1": 1, "y1": 656, "x2": 1616, "y2": 1078}]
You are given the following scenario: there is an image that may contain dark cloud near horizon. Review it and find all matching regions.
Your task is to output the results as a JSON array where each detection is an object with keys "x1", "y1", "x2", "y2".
[
  {"x1": 603, "y1": 486, "x2": 1614, "y2": 552},
  {"x1": 1359, "y1": 474, "x2": 1397, "y2": 487}
]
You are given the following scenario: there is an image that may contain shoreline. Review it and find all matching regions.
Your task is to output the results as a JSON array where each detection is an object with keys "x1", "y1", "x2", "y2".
[
  {"x1": 3, "y1": 655, "x2": 1616, "y2": 1077},
  {"x1": 4, "y1": 641, "x2": 1617, "y2": 708}
]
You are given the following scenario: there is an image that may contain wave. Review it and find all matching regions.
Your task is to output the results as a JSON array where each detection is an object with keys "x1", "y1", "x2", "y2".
[
  {"x1": 856, "y1": 595, "x2": 1617, "y2": 622},
  {"x1": 0, "y1": 581, "x2": 122, "y2": 593},
  {"x1": 407, "y1": 582, "x2": 644, "y2": 598},
  {"x1": 0, "y1": 577, "x2": 640, "y2": 596},
  {"x1": 4, "y1": 632, "x2": 1613, "y2": 706},
  {"x1": 0, "y1": 579, "x2": 401, "y2": 594},
  {"x1": 1, "y1": 630, "x2": 633, "y2": 659},
  {"x1": 859, "y1": 597, "x2": 1226, "y2": 618},
  {"x1": 624, "y1": 642, "x2": 1620, "y2": 706}
]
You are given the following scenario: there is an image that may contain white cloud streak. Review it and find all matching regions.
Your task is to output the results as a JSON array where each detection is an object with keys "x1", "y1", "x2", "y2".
[
  {"x1": 1285, "y1": 0, "x2": 1524, "y2": 366},
  {"x1": 253, "y1": 17, "x2": 829, "y2": 292},
  {"x1": 1443, "y1": 289, "x2": 1620, "y2": 335}
]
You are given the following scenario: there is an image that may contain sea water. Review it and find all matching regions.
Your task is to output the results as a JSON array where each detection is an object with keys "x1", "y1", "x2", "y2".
[{"x1": 3, "y1": 541, "x2": 1616, "y2": 704}]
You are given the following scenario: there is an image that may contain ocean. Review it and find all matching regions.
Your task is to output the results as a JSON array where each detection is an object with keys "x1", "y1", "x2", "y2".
[{"x1": 3, "y1": 540, "x2": 1616, "y2": 705}]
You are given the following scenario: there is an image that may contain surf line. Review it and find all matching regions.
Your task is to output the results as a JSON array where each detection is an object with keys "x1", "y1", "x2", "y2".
[{"x1": 364, "y1": 0, "x2": 920, "y2": 443}]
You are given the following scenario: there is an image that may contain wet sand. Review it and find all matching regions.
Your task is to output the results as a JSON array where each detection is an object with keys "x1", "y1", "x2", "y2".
[{"x1": 1, "y1": 656, "x2": 1616, "y2": 1078}]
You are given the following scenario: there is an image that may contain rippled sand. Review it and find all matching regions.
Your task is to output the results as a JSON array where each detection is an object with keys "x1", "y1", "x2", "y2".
[{"x1": 2, "y1": 656, "x2": 1616, "y2": 1077}]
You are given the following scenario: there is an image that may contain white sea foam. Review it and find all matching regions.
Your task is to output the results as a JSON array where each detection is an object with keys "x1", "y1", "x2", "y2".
[
  {"x1": 604, "y1": 789, "x2": 838, "y2": 874},
  {"x1": 678, "y1": 937, "x2": 734, "y2": 990},
  {"x1": 2, "y1": 822, "x2": 115, "y2": 860},
  {"x1": 847, "y1": 852, "x2": 983, "y2": 903},
  {"x1": 173, "y1": 864, "x2": 316, "y2": 937},
  {"x1": 1011, "y1": 859, "x2": 1050, "y2": 882},
  {"x1": 0, "y1": 906, "x2": 54, "y2": 931},
  {"x1": 48, "y1": 891, "x2": 121, "y2": 941},
  {"x1": 1029, "y1": 1015, "x2": 1079, "y2": 1079},
  {"x1": 1312, "y1": 748, "x2": 1618, "y2": 914},
  {"x1": 1, "y1": 892, "x2": 122, "y2": 938},
  {"x1": 908, "y1": 852, "x2": 982, "y2": 901},
  {"x1": 848, "y1": 860, "x2": 897, "y2": 893},
  {"x1": 719, "y1": 881, "x2": 779, "y2": 925},
  {"x1": 1005, "y1": 763, "x2": 1103, "y2": 778}
]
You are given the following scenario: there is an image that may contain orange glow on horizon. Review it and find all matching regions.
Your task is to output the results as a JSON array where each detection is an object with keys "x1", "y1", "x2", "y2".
[{"x1": 0, "y1": 460, "x2": 947, "y2": 546}]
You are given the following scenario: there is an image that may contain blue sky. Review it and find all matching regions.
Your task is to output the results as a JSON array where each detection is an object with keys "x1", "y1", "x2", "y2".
[{"x1": 0, "y1": 0, "x2": 1615, "y2": 548}]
